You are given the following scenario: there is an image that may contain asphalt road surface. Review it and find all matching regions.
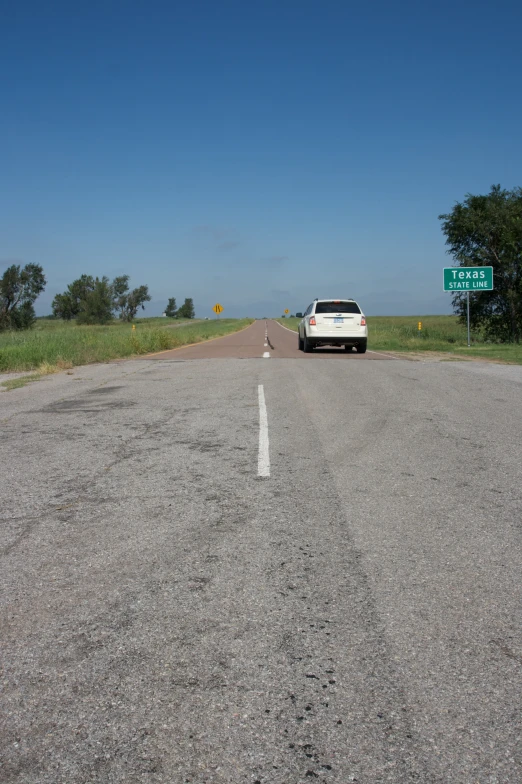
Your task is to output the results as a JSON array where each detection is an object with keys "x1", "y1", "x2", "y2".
[
  {"x1": 149, "y1": 320, "x2": 386, "y2": 360},
  {"x1": 1, "y1": 321, "x2": 521, "y2": 783}
]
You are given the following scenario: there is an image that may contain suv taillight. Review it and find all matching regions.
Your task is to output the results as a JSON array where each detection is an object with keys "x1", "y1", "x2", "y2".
[
  {"x1": 309, "y1": 316, "x2": 316, "y2": 326},
  {"x1": 361, "y1": 317, "x2": 366, "y2": 326}
]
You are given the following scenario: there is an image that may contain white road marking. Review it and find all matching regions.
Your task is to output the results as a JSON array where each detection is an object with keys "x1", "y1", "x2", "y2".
[
  {"x1": 367, "y1": 350, "x2": 398, "y2": 359},
  {"x1": 274, "y1": 320, "x2": 296, "y2": 334},
  {"x1": 257, "y1": 385, "x2": 270, "y2": 477},
  {"x1": 263, "y1": 352, "x2": 270, "y2": 358}
]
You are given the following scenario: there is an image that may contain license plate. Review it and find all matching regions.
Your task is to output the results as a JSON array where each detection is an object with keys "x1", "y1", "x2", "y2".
[{"x1": 334, "y1": 317, "x2": 343, "y2": 323}]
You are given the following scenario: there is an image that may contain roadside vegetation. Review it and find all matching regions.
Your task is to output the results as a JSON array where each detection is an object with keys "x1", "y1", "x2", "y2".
[
  {"x1": 1, "y1": 374, "x2": 42, "y2": 391},
  {"x1": 0, "y1": 265, "x2": 197, "y2": 332},
  {"x1": 0, "y1": 317, "x2": 253, "y2": 376},
  {"x1": 51, "y1": 275, "x2": 196, "y2": 324},
  {"x1": 440, "y1": 185, "x2": 522, "y2": 344},
  {"x1": 276, "y1": 315, "x2": 522, "y2": 363}
]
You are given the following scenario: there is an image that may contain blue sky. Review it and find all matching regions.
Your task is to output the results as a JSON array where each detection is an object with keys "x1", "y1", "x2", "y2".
[{"x1": 2, "y1": 0, "x2": 521, "y2": 317}]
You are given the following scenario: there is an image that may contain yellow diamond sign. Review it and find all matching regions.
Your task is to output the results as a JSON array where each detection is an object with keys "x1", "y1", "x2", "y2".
[{"x1": 212, "y1": 303, "x2": 224, "y2": 314}]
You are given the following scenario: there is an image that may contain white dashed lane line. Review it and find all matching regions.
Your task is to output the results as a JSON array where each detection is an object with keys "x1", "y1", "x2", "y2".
[
  {"x1": 257, "y1": 384, "x2": 270, "y2": 477},
  {"x1": 263, "y1": 319, "x2": 271, "y2": 356}
]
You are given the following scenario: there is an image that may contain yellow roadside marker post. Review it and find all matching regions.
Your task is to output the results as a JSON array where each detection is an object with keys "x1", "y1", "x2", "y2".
[{"x1": 418, "y1": 321, "x2": 422, "y2": 332}]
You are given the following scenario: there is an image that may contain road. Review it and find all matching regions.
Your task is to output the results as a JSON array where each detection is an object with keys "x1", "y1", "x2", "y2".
[
  {"x1": 1, "y1": 320, "x2": 521, "y2": 783},
  {"x1": 148, "y1": 319, "x2": 387, "y2": 360}
]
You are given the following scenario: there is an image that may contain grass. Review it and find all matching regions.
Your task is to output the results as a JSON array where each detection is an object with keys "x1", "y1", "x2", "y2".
[
  {"x1": 276, "y1": 315, "x2": 522, "y2": 364},
  {"x1": 1, "y1": 374, "x2": 42, "y2": 391},
  {"x1": 0, "y1": 317, "x2": 254, "y2": 375}
]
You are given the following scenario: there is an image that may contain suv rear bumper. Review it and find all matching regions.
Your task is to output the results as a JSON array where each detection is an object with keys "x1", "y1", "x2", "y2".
[{"x1": 307, "y1": 337, "x2": 367, "y2": 349}]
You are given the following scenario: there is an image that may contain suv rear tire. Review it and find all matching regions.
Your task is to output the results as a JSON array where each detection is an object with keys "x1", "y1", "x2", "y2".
[
  {"x1": 298, "y1": 333, "x2": 304, "y2": 351},
  {"x1": 303, "y1": 333, "x2": 314, "y2": 353},
  {"x1": 356, "y1": 343, "x2": 367, "y2": 354}
]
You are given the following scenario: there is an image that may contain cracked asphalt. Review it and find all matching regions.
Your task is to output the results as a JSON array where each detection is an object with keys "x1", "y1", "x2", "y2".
[{"x1": 1, "y1": 333, "x2": 521, "y2": 783}]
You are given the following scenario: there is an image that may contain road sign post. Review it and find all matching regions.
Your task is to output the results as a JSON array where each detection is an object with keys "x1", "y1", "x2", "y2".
[
  {"x1": 467, "y1": 291, "x2": 470, "y2": 348},
  {"x1": 212, "y1": 303, "x2": 224, "y2": 318},
  {"x1": 443, "y1": 267, "x2": 493, "y2": 347}
]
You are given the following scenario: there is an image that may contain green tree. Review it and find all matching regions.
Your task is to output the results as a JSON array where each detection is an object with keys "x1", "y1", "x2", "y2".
[
  {"x1": 165, "y1": 297, "x2": 177, "y2": 318},
  {"x1": 177, "y1": 298, "x2": 195, "y2": 319},
  {"x1": 118, "y1": 284, "x2": 151, "y2": 321},
  {"x1": 111, "y1": 275, "x2": 131, "y2": 319},
  {"x1": 52, "y1": 274, "x2": 95, "y2": 320},
  {"x1": 77, "y1": 277, "x2": 114, "y2": 325},
  {"x1": 53, "y1": 274, "x2": 150, "y2": 323},
  {"x1": 0, "y1": 263, "x2": 46, "y2": 330},
  {"x1": 439, "y1": 185, "x2": 522, "y2": 342},
  {"x1": 52, "y1": 293, "x2": 76, "y2": 320},
  {"x1": 111, "y1": 276, "x2": 151, "y2": 321}
]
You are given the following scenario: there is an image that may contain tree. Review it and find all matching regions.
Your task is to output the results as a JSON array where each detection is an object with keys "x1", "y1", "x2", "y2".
[
  {"x1": 118, "y1": 285, "x2": 151, "y2": 321},
  {"x1": 111, "y1": 275, "x2": 131, "y2": 319},
  {"x1": 52, "y1": 293, "x2": 76, "y2": 320},
  {"x1": 439, "y1": 185, "x2": 522, "y2": 342},
  {"x1": 0, "y1": 263, "x2": 46, "y2": 330},
  {"x1": 76, "y1": 277, "x2": 114, "y2": 325},
  {"x1": 111, "y1": 275, "x2": 151, "y2": 321},
  {"x1": 177, "y1": 298, "x2": 195, "y2": 319},
  {"x1": 53, "y1": 274, "x2": 150, "y2": 324},
  {"x1": 52, "y1": 274, "x2": 95, "y2": 320},
  {"x1": 165, "y1": 297, "x2": 177, "y2": 318}
]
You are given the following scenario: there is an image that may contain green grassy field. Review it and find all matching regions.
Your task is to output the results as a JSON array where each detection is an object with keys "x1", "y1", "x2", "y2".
[
  {"x1": 0, "y1": 317, "x2": 254, "y2": 375},
  {"x1": 276, "y1": 315, "x2": 522, "y2": 364}
]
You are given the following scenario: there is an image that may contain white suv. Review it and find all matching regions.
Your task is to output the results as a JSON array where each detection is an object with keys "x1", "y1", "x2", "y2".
[{"x1": 298, "y1": 299, "x2": 368, "y2": 353}]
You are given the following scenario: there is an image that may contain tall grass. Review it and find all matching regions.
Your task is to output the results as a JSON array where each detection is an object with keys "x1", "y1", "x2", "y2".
[
  {"x1": 0, "y1": 318, "x2": 253, "y2": 373},
  {"x1": 367, "y1": 315, "x2": 467, "y2": 350},
  {"x1": 276, "y1": 315, "x2": 522, "y2": 363}
]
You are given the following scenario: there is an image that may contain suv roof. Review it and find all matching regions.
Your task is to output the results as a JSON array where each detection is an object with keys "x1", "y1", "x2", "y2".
[
  {"x1": 312, "y1": 299, "x2": 362, "y2": 315},
  {"x1": 313, "y1": 298, "x2": 357, "y2": 302}
]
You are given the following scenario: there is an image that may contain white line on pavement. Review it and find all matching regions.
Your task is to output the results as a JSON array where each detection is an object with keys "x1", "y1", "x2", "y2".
[
  {"x1": 367, "y1": 350, "x2": 398, "y2": 359},
  {"x1": 273, "y1": 320, "x2": 296, "y2": 334},
  {"x1": 263, "y1": 352, "x2": 270, "y2": 358},
  {"x1": 258, "y1": 385, "x2": 270, "y2": 477}
]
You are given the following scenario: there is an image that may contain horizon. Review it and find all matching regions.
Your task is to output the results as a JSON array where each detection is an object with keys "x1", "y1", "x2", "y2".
[{"x1": 2, "y1": 1, "x2": 521, "y2": 319}]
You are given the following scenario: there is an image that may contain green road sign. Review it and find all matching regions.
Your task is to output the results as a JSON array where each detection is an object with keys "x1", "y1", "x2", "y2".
[{"x1": 443, "y1": 266, "x2": 493, "y2": 292}]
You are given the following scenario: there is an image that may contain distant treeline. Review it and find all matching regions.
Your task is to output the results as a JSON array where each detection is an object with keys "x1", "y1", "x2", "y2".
[
  {"x1": 0, "y1": 265, "x2": 196, "y2": 330},
  {"x1": 52, "y1": 277, "x2": 195, "y2": 324}
]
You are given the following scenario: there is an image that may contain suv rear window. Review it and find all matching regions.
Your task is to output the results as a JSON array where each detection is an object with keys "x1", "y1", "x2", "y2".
[{"x1": 315, "y1": 301, "x2": 361, "y2": 314}]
